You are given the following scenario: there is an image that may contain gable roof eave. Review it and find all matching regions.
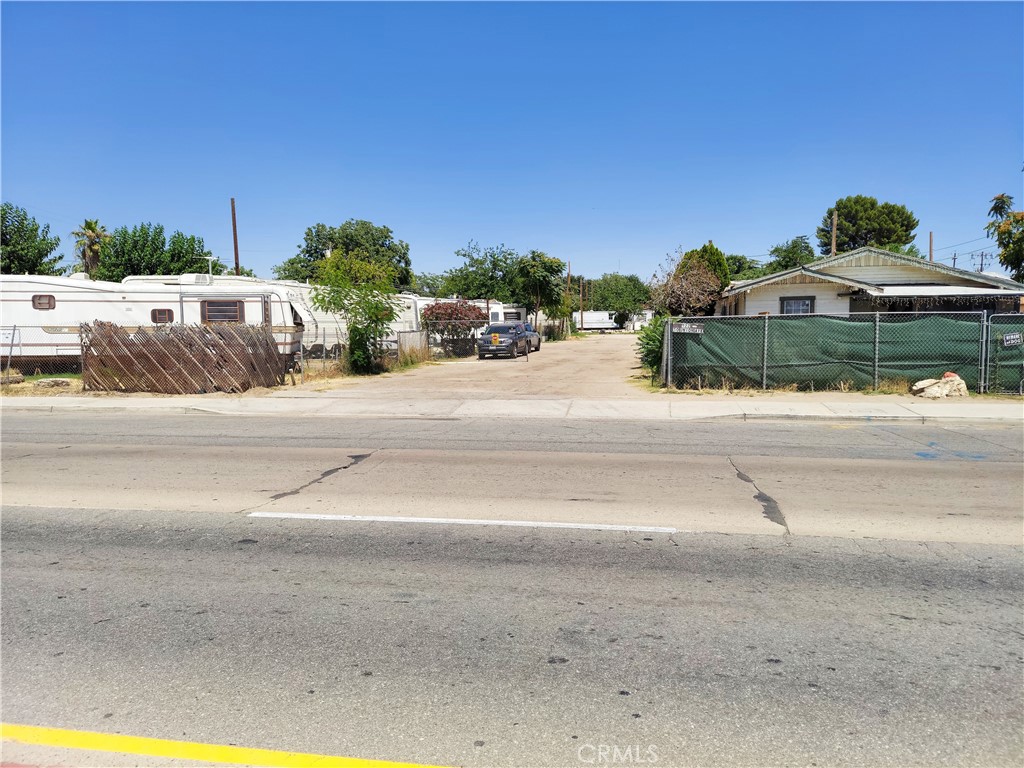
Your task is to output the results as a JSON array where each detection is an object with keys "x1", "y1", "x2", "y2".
[
  {"x1": 722, "y1": 267, "x2": 876, "y2": 297},
  {"x1": 812, "y1": 247, "x2": 1024, "y2": 291}
]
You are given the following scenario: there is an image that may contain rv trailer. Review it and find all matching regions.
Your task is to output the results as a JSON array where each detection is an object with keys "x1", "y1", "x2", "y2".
[{"x1": 0, "y1": 273, "x2": 314, "y2": 372}]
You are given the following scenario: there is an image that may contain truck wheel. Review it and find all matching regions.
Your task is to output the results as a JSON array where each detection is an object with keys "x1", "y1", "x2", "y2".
[
  {"x1": 510, "y1": 344, "x2": 518, "y2": 359},
  {"x1": 478, "y1": 352, "x2": 486, "y2": 360}
]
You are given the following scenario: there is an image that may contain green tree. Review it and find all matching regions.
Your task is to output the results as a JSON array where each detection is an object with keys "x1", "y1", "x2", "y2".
[
  {"x1": 676, "y1": 241, "x2": 730, "y2": 292},
  {"x1": 93, "y1": 223, "x2": 222, "y2": 282},
  {"x1": 765, "y1": 235, "x2": 816, "y2": 273},
  {"x1": 311, "y1": 252, "x2": 400, "y2": 374},
  {"x1": 274, "y1": 219, "x2": 412, "y2": 290},
  {"x1": 440, "y1": 242, "x2": 519, "y2": 305},
  {"x1": 414, "y1": 272, "x2": 446, "y2": 297},
  {"x1": 71, "y1": 219, "x2": 111, "y2": 276},
  {"x1": 725, "y1": 254, "x2": 767, "y2": 281},
  {"x1": 512, "y1": 250, "x2": 566, "y2": 324},
  {"x1": 880, "y1": 242, "x2": 925, "y2": 258},
  {"x1": 0, "y1": 203, "x2": 64, "y2": 275},
  {"x1": 589, "y1": 273, "x2": 650, "y2": 327},
  {"x1": 815, "y1": 195, "x2": 919, "y2": 255},
  {"x1": 986, "y1": 193, "x2": 1024, "y2": 281}
]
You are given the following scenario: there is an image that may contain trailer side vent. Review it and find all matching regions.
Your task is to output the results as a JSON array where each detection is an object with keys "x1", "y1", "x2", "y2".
[{"x1": 32, "y1": 295, "x2": 56, "y2": 310}]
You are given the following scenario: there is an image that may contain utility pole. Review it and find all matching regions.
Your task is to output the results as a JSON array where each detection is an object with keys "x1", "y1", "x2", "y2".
[
  {"x1": 230, "y1": 198, "x2": 240, "y2": 276},
  {"x1": 977, "y1": 252, "x2": 987, "y2": 272},
  {"x1": 951, "y1": 252, "x2": 958, "y2": 269},
  {"x1": 831, "y1": 209, "x2": 838, "y2": 257},
  {"x1": 929, "y1": 231, "x2": 933, "y2": 263},
  {"x1": 579, "y1": 276, "x2": 584, "y2": 330}
]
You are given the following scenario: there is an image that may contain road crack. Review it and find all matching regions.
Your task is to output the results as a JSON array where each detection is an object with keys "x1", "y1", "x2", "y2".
[
  {"x1": 238, "y1": 451, "x2": 378, "y2": 514},
  {"x1": 728, "y1": 457, "x2": 790, "y2": 534}
]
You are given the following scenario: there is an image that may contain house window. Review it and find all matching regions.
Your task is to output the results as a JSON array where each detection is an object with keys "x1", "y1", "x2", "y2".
[
  {"x1": 151, "y1": 308, "x2": 174, "y2": 323},
  {"x1": 201, "y1": 300, "x2": 245, "y2": 323},
  {"x1": 780, "y1": 296, "x2": 815, "y2": 315},
  {"x1": 32, "y1": 295, "x2": 56, "y2": 310}
]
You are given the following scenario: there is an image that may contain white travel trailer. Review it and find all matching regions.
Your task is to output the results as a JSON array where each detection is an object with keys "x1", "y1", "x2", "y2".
[
  {"x1": 121, "y1": 274, "x2": 507, "y2": 353},
  {"x1": 0, "y1": 273, "x2": 314, "y2": 371},
  {"x1": 575, "y1": 309, "x2": 655, "y2": 331}
]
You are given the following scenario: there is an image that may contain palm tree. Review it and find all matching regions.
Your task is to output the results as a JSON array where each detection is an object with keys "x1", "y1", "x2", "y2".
[{"x1": 72, "y1": 219, "x2": 111, "y2": 276}]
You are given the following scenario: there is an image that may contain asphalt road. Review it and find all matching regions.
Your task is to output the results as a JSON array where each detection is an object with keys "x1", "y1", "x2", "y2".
[
  {"x1": 2, "y1": 412, "x2": 1022, "y2": 543},
  {"x1": 2, "y1": 411, "x2": 1022, "y2": 766},
  {"x1": 3, "y1": 509, "x2": 1022, "y2": 767}
]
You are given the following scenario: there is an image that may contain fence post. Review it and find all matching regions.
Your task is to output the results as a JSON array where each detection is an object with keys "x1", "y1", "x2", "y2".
[
  {"x1": 661, "y1": 318, "x2": 672, "y2": 387},
  {"x1": 761, "y1": 315, "x2": 769, "y2": 390},
  {"x1": 873, "y1": 313, "x2": 880, "y2": 389},
  {"x1": 979, "y1": 311, "x2": 988, "y2": 394},
  {"x1": 6, "y1": 323, "x2": 17, "y2": 377}
]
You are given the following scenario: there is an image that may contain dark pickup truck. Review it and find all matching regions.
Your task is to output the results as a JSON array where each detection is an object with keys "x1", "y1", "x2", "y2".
[{"x1": 523, "y1": 323, "x2": 541, "y2": 352}]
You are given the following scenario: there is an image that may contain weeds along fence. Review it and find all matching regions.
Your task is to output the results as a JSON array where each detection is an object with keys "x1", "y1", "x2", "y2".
[
  {"x1": 80, "y1": 321, "x2": 284, "y2": 394},
  {"x1": 660, "y1": 312, "x2": 1024, "y2": 394}
]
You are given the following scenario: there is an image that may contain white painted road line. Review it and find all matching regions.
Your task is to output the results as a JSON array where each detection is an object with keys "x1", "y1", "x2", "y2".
[{"x1": 247, "y1": 512, "x2": 678, "y2": 534}]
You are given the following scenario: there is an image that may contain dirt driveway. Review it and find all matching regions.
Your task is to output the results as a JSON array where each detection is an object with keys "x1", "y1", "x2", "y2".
[{"x1": 302, "y1": 333, "x2": 654, "y2": 400}]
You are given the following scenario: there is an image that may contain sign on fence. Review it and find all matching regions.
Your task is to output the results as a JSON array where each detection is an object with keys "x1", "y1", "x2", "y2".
[
  {"x1": 671, "y1": 322, "x2": 705, "y2": 334},
  {"x1": 1002, "y1": 331, "x2": 1022, "y2": 347}
]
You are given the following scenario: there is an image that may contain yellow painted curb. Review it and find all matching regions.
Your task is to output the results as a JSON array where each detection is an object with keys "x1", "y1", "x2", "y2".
[{"x1": 0, "y1": 723, "x2": 448, "y2": 768}]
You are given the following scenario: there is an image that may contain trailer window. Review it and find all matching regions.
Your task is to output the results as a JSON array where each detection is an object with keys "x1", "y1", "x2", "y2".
[
  {"x1": 32, "y1": 295, "x2": 56, "y2": 310},
  {"x1": 201, "y1": 300, "x2": 245, "y2": 323},
  {"x1": 151, "y1": 308, "x2": 174, "y2": 323}
]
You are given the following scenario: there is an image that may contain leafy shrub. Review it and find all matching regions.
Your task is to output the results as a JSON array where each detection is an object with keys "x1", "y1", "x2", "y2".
[
  {"x1": 636, "y1": 315, "x2": 667, "y2": 376},
  {"x1": 421, "y1": 300, "x2": 488, "y2": 357}
]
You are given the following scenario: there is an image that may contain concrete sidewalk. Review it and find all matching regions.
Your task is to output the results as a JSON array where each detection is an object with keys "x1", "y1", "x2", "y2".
[{"x1": 3, "y1": 391, "x2": 1021, "y2": 422}]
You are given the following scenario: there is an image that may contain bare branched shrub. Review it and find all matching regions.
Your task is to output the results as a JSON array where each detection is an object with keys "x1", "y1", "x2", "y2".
[{"x1": 649, "y1": 256, "x2": 721, "y2": 316}]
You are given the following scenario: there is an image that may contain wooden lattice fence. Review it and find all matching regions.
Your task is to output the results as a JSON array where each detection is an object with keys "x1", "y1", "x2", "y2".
[{"x1": 81, "y1": 321, "x2": 285, "y2": 394}]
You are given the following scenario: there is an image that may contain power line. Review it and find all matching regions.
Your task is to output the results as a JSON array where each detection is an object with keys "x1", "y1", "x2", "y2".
[{"x1": 934, "y1": 236, "x2": 987, "y2": 251}]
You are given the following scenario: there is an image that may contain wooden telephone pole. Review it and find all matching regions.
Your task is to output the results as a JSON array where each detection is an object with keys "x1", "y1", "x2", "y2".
[
  {"x1": 230, "y1": 198, "x2": 240, "y2": 276},
  {"x1": 831, "y1": 209, "x2": 838, "y2": 257}
]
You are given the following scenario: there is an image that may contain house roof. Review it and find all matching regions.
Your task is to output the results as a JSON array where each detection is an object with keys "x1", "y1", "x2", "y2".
[
  {"x1": 866, "y1": 285, "x2": 1024, "y2": 297},
  {"x1": 722, "y1": 246, "x2": 1024, "y2": 297}
]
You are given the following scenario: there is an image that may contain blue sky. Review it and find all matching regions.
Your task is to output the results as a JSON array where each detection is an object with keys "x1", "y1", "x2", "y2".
[{"x1": 3, "y1": 1, "x2": 1022, "y2": 280}]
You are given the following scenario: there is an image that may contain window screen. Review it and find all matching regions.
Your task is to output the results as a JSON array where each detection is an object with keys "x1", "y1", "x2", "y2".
[
  {"x1": 201, "y1": 300, "x2": 245, "y2": 323},
  {"x1": 780, "y1": 296, "x2": 815, "y2": 315}
]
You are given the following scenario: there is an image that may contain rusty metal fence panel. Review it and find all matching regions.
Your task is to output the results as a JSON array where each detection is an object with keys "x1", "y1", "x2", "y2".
[{"x1": 80, "y1": 321, "x2": 284, "y2": 393}]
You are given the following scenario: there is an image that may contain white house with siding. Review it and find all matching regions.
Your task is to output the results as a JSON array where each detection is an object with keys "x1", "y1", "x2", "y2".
[{"x1": 716, "y1": 247, "x2": 1024, "y2": 316}]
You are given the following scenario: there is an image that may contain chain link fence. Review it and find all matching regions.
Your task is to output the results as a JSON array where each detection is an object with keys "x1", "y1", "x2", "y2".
[
  {"x1": 1, "y1": 324, "x2": 83, "y2": 374},
  {"x1": 659, "y1": 312, "x2": 1015, "y2": 393},
  {"x1": 422, "y1": 319, "x2": 488, "y2": 359},
  {"x1": 986, "y1": 314, "x2": 1024, "y2": 394}
]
